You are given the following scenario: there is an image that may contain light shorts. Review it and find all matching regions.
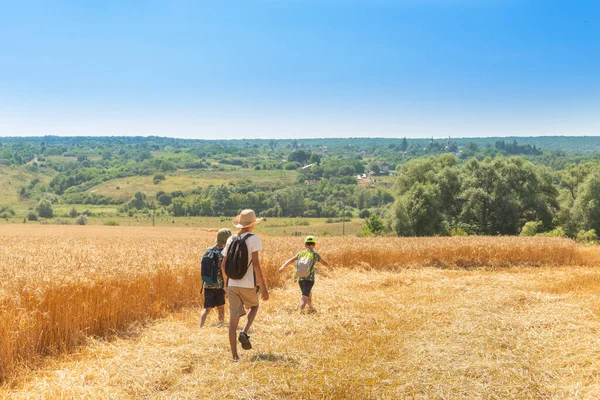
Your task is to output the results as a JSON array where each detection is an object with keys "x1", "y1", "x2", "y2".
[{"x1": 227, "y1": 286, "x2": 259, "y2": 318}]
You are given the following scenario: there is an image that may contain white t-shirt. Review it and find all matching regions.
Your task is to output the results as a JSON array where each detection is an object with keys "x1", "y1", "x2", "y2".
[{"x1": 223, "y1": 232, "x2": 263, "y2": 288}]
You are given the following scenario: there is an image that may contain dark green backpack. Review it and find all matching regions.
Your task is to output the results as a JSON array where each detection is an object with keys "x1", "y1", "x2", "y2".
[{"x1": 201, "y1": 246, "x2": 222, "y2": 286}]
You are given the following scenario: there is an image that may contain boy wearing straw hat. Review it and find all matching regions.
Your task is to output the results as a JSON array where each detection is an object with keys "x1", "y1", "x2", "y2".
[
  {"x1": 199, "y1": 228, "x2": 232, "y2": 328},
  {"x1": 221, "y1": 209, "x2": 269, "y2": 361}
]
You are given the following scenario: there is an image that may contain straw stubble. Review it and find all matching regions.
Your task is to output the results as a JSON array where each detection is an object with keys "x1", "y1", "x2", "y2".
[{"x1": 1, "y1": 226, "x2": 600, "y2": 398}]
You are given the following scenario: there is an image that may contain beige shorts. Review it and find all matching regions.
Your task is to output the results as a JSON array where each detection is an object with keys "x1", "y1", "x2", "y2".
[{"x1": 227, "y1": 286, "x2": 259, "y2": 318}]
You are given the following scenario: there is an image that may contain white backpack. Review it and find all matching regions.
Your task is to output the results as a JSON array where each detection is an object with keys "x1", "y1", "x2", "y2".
[{"x1": 296, "y1": 254, "x2": 312, "y2": 278}]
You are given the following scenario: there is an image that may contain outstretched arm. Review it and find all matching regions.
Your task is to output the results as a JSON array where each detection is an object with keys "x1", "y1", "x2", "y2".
[
  {"x1": 279, "y1": 256, "x2": 297, "y2": 272},
  {"x1": 319, "y1": 258, "x2": 333, "y2": 269}
]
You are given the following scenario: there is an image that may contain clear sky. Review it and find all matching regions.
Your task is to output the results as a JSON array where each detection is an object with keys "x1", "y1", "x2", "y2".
[{"x1": 0, "y1": 0, "x2": 598, "y2": 139}]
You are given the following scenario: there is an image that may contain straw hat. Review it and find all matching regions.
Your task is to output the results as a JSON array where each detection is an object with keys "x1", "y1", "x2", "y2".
[{"x1": 232, "y1": 209, "x2": 262, "y2": 229}]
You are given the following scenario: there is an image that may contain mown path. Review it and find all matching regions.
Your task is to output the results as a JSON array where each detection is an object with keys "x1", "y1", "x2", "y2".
[{"x1": 3, "y1": 267, "x2": 600, "y2": 399}]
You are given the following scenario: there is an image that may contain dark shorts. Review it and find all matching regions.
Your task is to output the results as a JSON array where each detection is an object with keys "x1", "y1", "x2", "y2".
[
  {"x1": 298, "y1": 280, "x2": 315, "y2": 297},
  {"x1": 203, "y1": 288, "x2": 225, "y2": 309}
]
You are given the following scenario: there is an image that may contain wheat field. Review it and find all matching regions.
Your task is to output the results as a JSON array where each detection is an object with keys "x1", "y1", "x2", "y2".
[{"x1": 1, "y1": 226, "x2": 600, "y2": 398}]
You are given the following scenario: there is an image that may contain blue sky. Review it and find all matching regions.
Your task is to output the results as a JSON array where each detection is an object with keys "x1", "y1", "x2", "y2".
[{"x1": 0, "y1": 0, "x2": 598, "y2": 139}]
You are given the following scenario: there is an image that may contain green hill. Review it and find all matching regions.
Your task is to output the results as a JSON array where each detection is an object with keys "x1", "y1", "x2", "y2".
[
  {"x1": 0, "y1": 165, "x2": 57, "y2": 205},
  {"x1": 87, "y1": 168, "x2": 298, "y2": 201}
]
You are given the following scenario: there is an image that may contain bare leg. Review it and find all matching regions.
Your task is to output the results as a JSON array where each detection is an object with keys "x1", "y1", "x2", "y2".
[
  {"x1": 307, "y1": 292, "x2": 313, "y2": 309},
  {"x1": 217, "y1": 305, "x2": 225, "y2": 324},
  {"x1": 299, "y1": 295, "x2": 309, "y2": 311},
  {"x1": 229, "y1": 315, "x2": 240, "y2": 360},
  {"x1": 199, "y1": 308, "x2": 211, "y2": 328},
  {"x1": 243, "y1": 305, "x2": 259, "y2": 334}
]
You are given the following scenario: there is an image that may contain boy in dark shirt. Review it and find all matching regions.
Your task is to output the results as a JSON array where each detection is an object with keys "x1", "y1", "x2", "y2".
[{"x1": 199, "y1": 228, "x2": 231, "y2": 328}]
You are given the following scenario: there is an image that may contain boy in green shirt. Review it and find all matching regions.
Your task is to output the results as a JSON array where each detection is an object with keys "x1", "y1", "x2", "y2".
[{"x1": 279, "y1": 235, "x2": 332, "y2": 313}]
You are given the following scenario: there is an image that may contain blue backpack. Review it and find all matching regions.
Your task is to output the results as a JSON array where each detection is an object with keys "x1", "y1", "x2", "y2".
[{"x1": 201, "y1": 246, "x2": 222, "y2": 286}]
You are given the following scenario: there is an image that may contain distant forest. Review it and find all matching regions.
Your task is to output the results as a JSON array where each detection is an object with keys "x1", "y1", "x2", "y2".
[{"x1": 2, "y1": 135, "x2": 600, "y2": 239}]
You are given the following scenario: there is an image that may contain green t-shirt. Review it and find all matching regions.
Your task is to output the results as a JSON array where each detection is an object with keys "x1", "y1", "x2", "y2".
[{"x1": 294, "y1": 249, "x2": 321, "y2": 282}]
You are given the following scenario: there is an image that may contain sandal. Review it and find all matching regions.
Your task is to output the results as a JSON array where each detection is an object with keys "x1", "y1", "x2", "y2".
[{"x1": 238, "y1": 331, "x2": 252, "y2": 350}]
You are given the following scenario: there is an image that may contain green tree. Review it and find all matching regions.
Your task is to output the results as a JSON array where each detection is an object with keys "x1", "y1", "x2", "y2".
[
  {"x1": 570, "y1": 173, "x2": 600, "y2": 234},
  {"x1": 130, "y1": 192, "x2": 147, "y2": 210},
  {"x1": 393, "y1": 154, "x2": 460, "y2": 221},
  {"x1": 288, "y1": 149, "x2": 311, "y2": 164},
  {"x1": 171, "y1": 196, "x2": 186, "y2": 216},
  {"x1": 158, "y1": 194, "x2": 172, "y2": 206},
  {"x1": 365, "y1": 214, "x2": 384, "y2": 235},
  {"x1": 400, "y1": 137, "x2": 408, "y2": 152},
  {"x1": 388, "y1": 183, "x2": 444, "y2": 236},
  {"x1": 36, "y1": 199, "x2": 54, "y2": 218},
  {"x1": 458, "y1": 157, "x2": 556, "y2": 235}
]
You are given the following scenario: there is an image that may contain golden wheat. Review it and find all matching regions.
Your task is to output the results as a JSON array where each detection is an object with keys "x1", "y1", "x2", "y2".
[
  {"x1": 0, "y1": 225, "x2": 598, "y2": 384},
  {"x1": 4, "y1": 266, "x2": 600, "y2": 398}
]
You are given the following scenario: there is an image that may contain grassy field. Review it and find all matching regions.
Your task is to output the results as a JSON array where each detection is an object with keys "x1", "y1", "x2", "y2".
[
  {"x1": 88, "y1": 168, "x2": 299, "y2": 200},
  {"x1": 2, "y1": 226, "x2": 600, "y2": 398},
  {"x1": 0, "y1": 212, "x2": 365, "y2": 236},
  {"x1": 0, "y1": 166, "x2": 56, "y2": 205},
  {"x1": 44, "y1": 155, "x2": 78, "y2": 164}
]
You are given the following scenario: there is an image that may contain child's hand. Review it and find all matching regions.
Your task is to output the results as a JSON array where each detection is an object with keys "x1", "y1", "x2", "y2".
[{"x1": 260, "y1": 287, "x2": 269, "y2": 301}]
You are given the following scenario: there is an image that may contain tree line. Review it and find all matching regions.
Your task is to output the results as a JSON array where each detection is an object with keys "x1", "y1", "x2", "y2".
[{"x1": 387, "y1": 154, "x2": 600, "y2": 238}]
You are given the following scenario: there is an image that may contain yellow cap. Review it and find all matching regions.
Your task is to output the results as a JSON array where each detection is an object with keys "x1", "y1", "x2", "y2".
[{"x1": 304, "y1": 235, "x2": 316, "y2": 244}]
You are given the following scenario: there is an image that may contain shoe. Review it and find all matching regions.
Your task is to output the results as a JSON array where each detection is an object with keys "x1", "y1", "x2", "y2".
[{"x1": 238, "y1": 332, "x2": 252, "y2": 350}]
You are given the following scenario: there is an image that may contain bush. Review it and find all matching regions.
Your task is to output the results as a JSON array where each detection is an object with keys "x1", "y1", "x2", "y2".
[
  {"x1": 284, "y1": 161, "x2": 301, "y2": 170},
  {"x1": 365, "y1": 214, "x2": 384, "y2": 235},
  {"x1": 158, "y1": 194, "x2": 173, "y2": 206},
  {"x1": 359, "y1": 226, "x2": 372, "y2": 237},
  {"x1": 53, "y1": 218, "x2": 71, "y2": 225},
  {"x1": 358, "y1": 209, "x2": 371, "y2": 219},
  {"x1": 537, "y1": 227, "x2": 566, "y2": 238},
  {"x1": 75, "y1": 214, "x2": 88, "y2": 225},
  {"x1": 104, "y1": 220, "x2": 120, "y2": 226},
  {"x1": 520, "y1": 221, "x2": 542, "y2": 237},
  {"x1": 69, "y1": 207, "x2": 78, "y2": 218},
  {"x1": 27, "y1": 211, "x2": 38, "y2": 221},
  {"x1": 36, "y1": 199, "x2": 54, "y2": 218},
  {"x1": 153, "y1": 173, "x2": 166, "y2": 184},
  {"x1": 576, "y1": 229, "x2": 598, "y2": 243},
  {"x1": 0, "y1": 206, "x2": 15, "y2": 216},
  {"x1": 449, "y1": 227, "x2": 468, "y2": 236}
]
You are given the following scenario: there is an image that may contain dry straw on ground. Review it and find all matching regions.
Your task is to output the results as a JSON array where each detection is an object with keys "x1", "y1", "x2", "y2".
[
  {"x1": 1, "y1": 226, "x2": 600, "y2": 397},
  {"x1": 3, "y1": 267, "x2": 600, "y2": 399}
]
